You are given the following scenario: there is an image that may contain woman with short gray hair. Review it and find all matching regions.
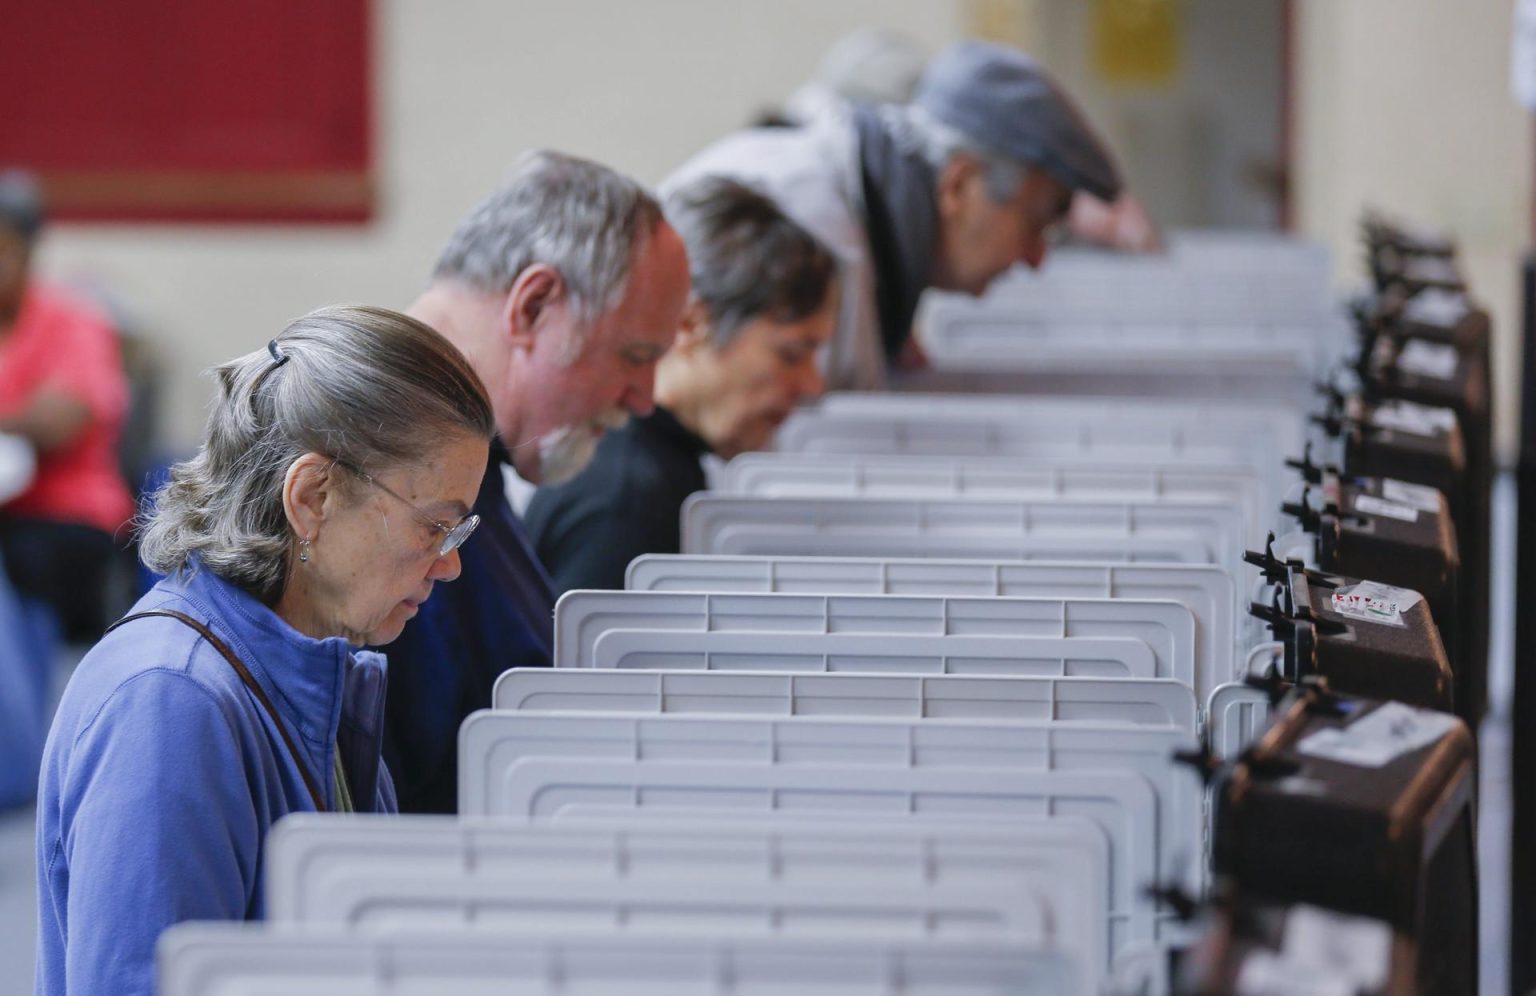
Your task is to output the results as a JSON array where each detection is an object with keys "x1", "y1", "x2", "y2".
[
  {"x1": 525, "y1": 177, "x2": 838, "y2": 592},
  {"x1": 35, "y1": 305, "x2": 494, "y2": 996}
]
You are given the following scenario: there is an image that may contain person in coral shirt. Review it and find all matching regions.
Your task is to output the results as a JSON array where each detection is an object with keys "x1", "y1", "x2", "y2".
[{"x1": 0, "y1": 171, "x2": 132, "y2": 639}]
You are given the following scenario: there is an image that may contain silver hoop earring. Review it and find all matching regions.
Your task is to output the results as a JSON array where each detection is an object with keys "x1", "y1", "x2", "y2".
[{"x1": 298, "y1": 538, "x2": 311, "y2": 563}]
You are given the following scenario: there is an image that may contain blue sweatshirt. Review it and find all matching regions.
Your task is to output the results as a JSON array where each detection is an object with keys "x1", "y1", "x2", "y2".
[{"x1": 34, "y1": 562, "x2": 396, "y2": 996}]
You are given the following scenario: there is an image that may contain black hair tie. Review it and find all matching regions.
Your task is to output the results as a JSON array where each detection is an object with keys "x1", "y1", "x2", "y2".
[{"x1": 267, "y1": 339, "x2": 291, "y2": 367}]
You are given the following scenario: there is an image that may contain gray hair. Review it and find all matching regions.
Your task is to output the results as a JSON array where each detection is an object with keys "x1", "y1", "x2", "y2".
[
  {"x1": 895, "y1": 105, "x2": 1025, "y2": 204},
  {"x1": 139, "y1": 305, "x2": 494, "y2": 603},
  {"x1": 664, "y1": 177, "x2": 837, "y2": 348},
  {"x1": 432, "y1": 149, "x2": 665, "y2": 325}
]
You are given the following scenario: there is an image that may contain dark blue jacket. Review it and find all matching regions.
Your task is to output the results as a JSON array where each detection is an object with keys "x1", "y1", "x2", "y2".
[
  {"x1": 35, "y1": 562, "x2": 395, "y2": 996},
  {"x1": 381, "y1": 442, "x2": 554, "y2": 813}
]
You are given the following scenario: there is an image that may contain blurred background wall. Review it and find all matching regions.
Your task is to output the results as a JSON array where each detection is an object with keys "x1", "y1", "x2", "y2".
[
  {"x1": 19, "y1": 0, "x2": 1531, "y2": 458},
  {"x1": 1290, "y1": 0, "x2": 1530, "y2": 460}
]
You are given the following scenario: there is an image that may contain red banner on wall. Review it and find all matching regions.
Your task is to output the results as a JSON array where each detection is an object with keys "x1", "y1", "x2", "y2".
[{"x1": 0, "y1": 0, "x2": 374, "y2": 223}]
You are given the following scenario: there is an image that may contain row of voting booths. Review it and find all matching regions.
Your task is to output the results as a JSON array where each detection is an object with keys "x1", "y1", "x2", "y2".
[{"x1": 157, "y1": 221, "x2": 1492, "y2": 995}]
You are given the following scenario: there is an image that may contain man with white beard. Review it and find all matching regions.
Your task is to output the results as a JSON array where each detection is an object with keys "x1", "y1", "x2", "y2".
[{"x1": 383, "y1": 149, "x2": 690, "y2": 813}]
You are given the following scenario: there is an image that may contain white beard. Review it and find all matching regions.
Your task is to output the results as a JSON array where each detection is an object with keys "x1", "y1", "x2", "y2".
[{"x1": 535, "y1": 408, "x2": 630, "y2": 485}]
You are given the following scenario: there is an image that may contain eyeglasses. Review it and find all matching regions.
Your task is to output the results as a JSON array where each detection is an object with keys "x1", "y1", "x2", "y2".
[{"x1": 334, "y1": 460, "x2": 480, "y2": 557}]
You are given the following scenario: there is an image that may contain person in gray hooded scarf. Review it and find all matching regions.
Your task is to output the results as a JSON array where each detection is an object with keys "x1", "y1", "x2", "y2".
[{"x1": 664, "y1": 39, "x2": 1123, "y2": 390}]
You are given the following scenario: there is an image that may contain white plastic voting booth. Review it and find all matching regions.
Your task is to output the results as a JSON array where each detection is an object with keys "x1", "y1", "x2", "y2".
[
  {"x1": 495, "y1": 668, "x2": 1198, "y2": 733},
  {"x1": 911, "y1": 291, "x2": 1341, "y2": 405},
  {"x1": 463, "y1": 705, "x2": 1200, "y2": 900},
  {"x1": 981, "y1": 238, "x2": 1335, "y2": 321},
  {"x1": 721, "y1": 451, "x2": 1265, "y2": 506},
  {"x1": 457, "y1": 710, "x2": 1202, "y2": 961},
  {"x1": 719, "y1": 452, "x2": 1272, "y2": 546},
  {"x1": 935, "y1": 269, "x2": 1343, "y2": 325},
  {"x1": 552, "y1": 589, "x2": 1202, "y2": 697},
  {"x1": 681, "y1": 493, "x2": 1243, "y2": 570},
  {"x1": 1207, "y1": 681, "x2": 1274, "y2": 759},
  {"x1": 772, "y1": 404, "x2": 1301, "y2": 520},
  {"x1": 158, "y1": 925, "x2": 1078, "y2": 996},
  {"x1": 679, "y1": 495, "x2": 1250, "y2": 613},
  {"x1": 265, "y1": 813, "x2": 1106, "y2": 978},
  {"x1": 905, "y1": 338, "x2": 1319, "y2": 408},
  {"x1": 1159, "y1": 230, "x2": 1332, "y2": 271},
  {"x1": 919, "y1": 304, "x2": 1331, "y2": 371},
  {"x1": 625, "y1": 553, "x2": 1244, "y2": 662},
  {"x1": 803, "y1": 393, "x2": 1306, "y2": 507},
  {"x1": 1204, "y1": 643, "x2": 1285, "y2": 756},
  {"x1": 776, "y1": 403, "x2": 1304, "y2": 464},
  {"x1": 975, "y1": 277, "x2": 1337, "y2": 324},
  {"x1": 813, "y1": 390, "x2": 1303, "y2": 426}
]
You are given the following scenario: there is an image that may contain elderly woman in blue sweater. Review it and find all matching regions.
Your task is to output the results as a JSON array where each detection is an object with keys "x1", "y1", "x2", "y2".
[{"x1": 34, "y1": 305, "x2": 494, "y2": 995}]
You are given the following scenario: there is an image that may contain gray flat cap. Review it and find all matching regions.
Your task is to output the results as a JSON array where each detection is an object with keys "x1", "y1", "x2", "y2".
[{"x1": 915, "y1": 40, "x2": 1122, "y2": 202}]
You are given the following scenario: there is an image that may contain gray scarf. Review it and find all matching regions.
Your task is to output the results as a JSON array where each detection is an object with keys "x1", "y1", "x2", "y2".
[{"x1": 852, "y1": 104, "x2": 939, "y2": 359}]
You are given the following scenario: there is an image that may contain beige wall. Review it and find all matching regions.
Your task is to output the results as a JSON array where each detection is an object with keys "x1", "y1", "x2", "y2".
[
  {"x1": 36, "y1": 0, "x2": 966, "y2": 451},
  {"x1": 1293, "y1": 0, "x2": 1529, "y2": 460}
]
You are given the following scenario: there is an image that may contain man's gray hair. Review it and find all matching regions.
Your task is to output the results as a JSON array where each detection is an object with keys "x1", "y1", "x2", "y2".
[
  {"x1": 432, "y1": 149, "x2": 665, "y2": 324},
  {"x1": 896, "y1": 105, "x2": 1025, "y2": 205},
  {"x1": 138, "y1": 305, "x2": 495, "y2": 603},
  {"x1": 664, "y1": 177, "x2": 837, "y2": 349}
]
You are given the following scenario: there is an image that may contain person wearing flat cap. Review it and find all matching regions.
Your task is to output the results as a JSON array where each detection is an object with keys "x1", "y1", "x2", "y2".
[{"x1": 665, "y1": 39, "x2": 1124, "y2": 390}]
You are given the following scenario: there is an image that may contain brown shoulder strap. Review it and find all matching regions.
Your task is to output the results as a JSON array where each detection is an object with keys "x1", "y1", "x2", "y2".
[{"x1": 107, "y1": 608, "x2": 328, "y2": 812}]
